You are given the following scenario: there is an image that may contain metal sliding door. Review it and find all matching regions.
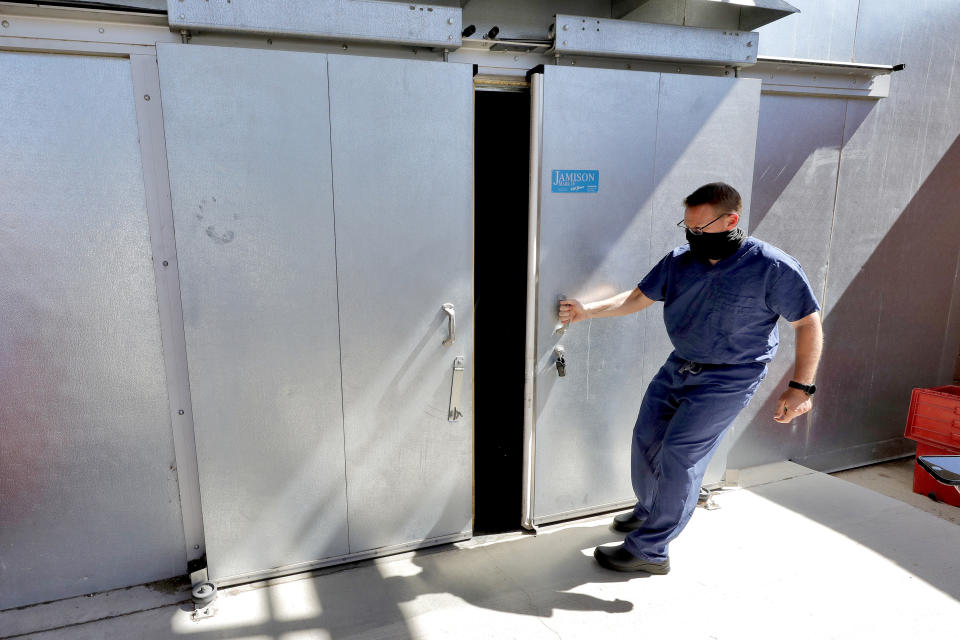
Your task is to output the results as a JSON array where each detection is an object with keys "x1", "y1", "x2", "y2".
[
  {"x1": 158, "y1": 44, "x2": 349, "y2": 582},
  {"x1": 158, "y1": 45, "x2": 473, "y2": 579},
  {"x1": 528, "y1": 66, "x2": 761, "y2": 525},
  {"x1": 328, "y1": 55, "x2": 474, "y2": 554}
]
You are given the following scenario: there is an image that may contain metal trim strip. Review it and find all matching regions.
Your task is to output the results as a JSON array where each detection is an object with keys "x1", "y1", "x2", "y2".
[
  {"x1": 532, "y1": 500, "x2": 636, "y2": 527},
  {"x1": 521, "y1": 71, "x2": 543, "y2": 532},
  {"x1": 129, "y1": 51, "x2": 206, "y2": 565},
  {"x1": 210, "y1": 531, "x2": 472, "y2": 588}
]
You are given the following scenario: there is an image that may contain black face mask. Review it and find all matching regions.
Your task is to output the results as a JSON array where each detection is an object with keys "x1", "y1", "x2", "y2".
[{"x1": 685, "y1": 227, "x2": 746, "y2": 261}]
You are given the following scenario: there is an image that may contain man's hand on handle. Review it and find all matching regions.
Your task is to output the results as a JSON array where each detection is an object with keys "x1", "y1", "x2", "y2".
[
  {"x1": 558, "y1": 288, "x2": 656, "y2": 327},
  {"x1": 558, "y1": 298, "x2": 588, "y2": 326}
]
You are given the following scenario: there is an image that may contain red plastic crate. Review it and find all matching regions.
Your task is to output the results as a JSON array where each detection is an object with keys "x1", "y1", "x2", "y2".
[
  {"x1": 905, "y1": 386, "x2": 960, "y2": 507},
  {"x1": 912, "y1": 442, "x2": 960, "y2": 507},
  {"x1": 904, "y1": 385, "x2": 960, "y2": 450}
]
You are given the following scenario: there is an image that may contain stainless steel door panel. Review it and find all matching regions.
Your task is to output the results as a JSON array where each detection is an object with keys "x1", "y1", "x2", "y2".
[
  {"x1": 533, "y1": 66, "x2": 661, "y2": 523},
  {"x1": 327, "y1": 55, "x2": 474, "y2": 553},
  {"x1": 0, "y1": 51, "x2": 184, "y2": 608},
  {"x1": 157, "y1": 44, "x2": 349, "y2": 580},
  {"x1": 532, "y1": 68, "x2": 761, "y2": 523}
]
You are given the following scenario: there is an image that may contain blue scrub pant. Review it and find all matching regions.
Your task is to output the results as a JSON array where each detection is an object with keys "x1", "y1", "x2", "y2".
[{"x1": 623, "y1": 352, "x2": 767, "y2": 563}]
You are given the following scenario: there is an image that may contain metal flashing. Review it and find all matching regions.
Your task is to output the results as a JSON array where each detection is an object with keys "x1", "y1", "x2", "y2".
[
  {"x1": 748, "y1": 55, "x2": 902, "y2": 99},
  {"x1": 1, "y1": 0, "x2": 165, "y2": 13},
  {"x1": 615, "y1": 0, "x2": 799, "y2": 31},
  {"x1": 757, "y1": 55, "x2": 900, "y2": 73}
]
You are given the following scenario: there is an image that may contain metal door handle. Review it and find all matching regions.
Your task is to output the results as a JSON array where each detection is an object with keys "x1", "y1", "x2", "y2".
[
  {"x1": 442, "y1": 303, "x2": 455, "y2": 346},
  {"x1": 555, "y1": 293, "x2": 568, "y2": 335}
]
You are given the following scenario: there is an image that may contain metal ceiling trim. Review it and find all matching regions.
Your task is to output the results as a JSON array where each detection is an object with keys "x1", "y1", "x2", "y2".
[
  {"x1": 614, "y1": 0, "x2": 799, "y2": 31},
  {"x1": 747, "y1": 56, "x2": 904, "y2": 99},
  {"x1": 756, "y1": 55, "x2": 901, "y2": 74}
]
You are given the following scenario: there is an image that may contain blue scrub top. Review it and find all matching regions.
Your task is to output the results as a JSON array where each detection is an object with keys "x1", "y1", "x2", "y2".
[{"x1": 638, "y1": 237, "x2": 820, "y2": 365}]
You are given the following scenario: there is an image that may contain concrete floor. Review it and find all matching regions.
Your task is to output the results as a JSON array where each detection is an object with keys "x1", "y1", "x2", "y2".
[
  {"x1": 3, "y1": 461, "x2": 960, "y2": 640},
  {"x1": 831, "y1": 457, "x2": 960, "y2": 526}
]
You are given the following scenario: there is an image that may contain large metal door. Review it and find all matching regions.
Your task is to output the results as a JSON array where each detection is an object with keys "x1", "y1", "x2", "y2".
[
  {"x1": 158, "y1": 45, "x2": 473, "y2": 580},
  {"x1": 527, "y1": 66, "x2": 761, "y2": 525},
  {"x1": 158, "y1": 44, "x2": 349, "y2": 582},
  {"x1": 328, "y1": 55, "x2": 474, "y2": 554}
]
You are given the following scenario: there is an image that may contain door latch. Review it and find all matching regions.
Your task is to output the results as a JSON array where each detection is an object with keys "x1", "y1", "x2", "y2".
[
  {"x1": 448, "y1": 356, "x2": 465, "y2": 421},
  {"x1": 554, "y1": 345, "x2": 566, "y2": 377}
]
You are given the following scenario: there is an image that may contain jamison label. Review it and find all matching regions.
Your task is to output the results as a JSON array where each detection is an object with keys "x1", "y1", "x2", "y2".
[{"x1": 551, "y1": 170, "x2": 599, "y2": 193}]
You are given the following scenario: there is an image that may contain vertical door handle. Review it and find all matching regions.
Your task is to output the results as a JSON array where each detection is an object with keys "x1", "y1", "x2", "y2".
[
  {"x1": 442, "y1": 303, "x2": 455, "y2": 346},
  {"x1": 555, "y1": 293, "x2": 568, "y2": 335}
]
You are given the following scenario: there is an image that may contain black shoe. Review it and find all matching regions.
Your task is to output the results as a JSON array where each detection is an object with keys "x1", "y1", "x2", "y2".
[
  {"x1": 594, "y1": 544, "x2": 670, "y2": 574},
  {"x1": 612, "y1": 511, "x2": 645, "y2": 532}
]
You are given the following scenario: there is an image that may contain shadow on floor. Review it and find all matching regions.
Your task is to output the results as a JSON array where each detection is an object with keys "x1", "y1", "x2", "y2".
[{"x1": 160, "y1": 522, "x2": 638, "y2": 640}]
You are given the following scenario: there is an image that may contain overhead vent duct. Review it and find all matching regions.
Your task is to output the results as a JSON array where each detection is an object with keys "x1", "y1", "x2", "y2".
[
  {"x1": 166, "y1": 0, "x2": 462, "y2": 49},
  {"x1": 614, "y1": 0, "x2": 799, "y2": 31}
]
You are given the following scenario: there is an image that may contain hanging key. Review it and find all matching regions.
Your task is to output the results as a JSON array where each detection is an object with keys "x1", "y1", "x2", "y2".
[{"x1": 554, "y1": 345, "x2": 566, "y2": 377}]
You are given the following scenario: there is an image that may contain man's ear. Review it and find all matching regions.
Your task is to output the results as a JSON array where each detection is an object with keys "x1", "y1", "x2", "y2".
[{"x1": 726, "y1": 212, "x2": 740, "y2": 229}]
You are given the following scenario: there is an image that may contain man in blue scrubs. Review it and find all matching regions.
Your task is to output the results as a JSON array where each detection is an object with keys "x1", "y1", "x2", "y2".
[{"x1": 559, "y1": 182, "x2": 823, "y2": 574}]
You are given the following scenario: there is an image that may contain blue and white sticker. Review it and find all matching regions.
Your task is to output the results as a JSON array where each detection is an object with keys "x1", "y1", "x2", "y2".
[{"x1": 552, "y1": 170, "x2": 599, "y2": 193}]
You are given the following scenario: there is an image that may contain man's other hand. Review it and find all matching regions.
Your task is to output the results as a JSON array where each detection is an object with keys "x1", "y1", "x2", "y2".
[
  {"x1": 774, "y1": 387, "x2": 813, "y2": 423},
  {"x1": 559, "y1": 299, "x2": 588, "y2": 325}
]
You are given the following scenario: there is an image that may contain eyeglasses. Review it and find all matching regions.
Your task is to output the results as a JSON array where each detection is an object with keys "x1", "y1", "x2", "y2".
[{"x1": 676, "y1": 213, "x2": 726, "y2": 235}]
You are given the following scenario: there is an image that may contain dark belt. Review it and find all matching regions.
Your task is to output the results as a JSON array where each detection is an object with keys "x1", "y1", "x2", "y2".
[{"x1": 677, "y1": 360, "x2": 727, "y2": 375}]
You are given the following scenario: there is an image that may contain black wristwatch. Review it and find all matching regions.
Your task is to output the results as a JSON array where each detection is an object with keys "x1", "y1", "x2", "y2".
[{"x1": 788, "y1": 380, "x2": 816, "y2": 396}]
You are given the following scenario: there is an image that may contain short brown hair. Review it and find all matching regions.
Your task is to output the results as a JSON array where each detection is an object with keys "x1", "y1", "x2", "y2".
[{"x1": 683, "y1": 182, "x2": 742, "y2": 215}]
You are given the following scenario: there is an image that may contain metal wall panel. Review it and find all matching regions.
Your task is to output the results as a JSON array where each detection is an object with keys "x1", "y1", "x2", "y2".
[
  {"x1": 0, "y1": 51, "x2": 185, "y2": 609},
  {"x1": 327, "y1": 55, "x2": 474, "y2": 553},
  {"x1": 803, "y1": 0, "x2": 960, "y2": 470},
  {"x1": 156, "y1": 44, "x2": 349, "y2": 581},
  {"x1": 755, "y1": 0, "x2": 860, "y2": 61},
  {"x1": 531, "y1": 68, "x2": 761, "y2": 522},
  {"x1": 645, "y1": 73, "x2": 762, "y2": 485},
  {"x1": 533, "y1": 65, "x2": 661, "y2": 523},
  {"x1": 728, "y1": 94, "x2": 846, "y2": 469}
]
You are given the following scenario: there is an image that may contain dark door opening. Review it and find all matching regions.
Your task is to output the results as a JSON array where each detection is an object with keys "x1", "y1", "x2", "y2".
[{"x1": 473, "y1": 87, "x2": 530, "y2": 534}]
